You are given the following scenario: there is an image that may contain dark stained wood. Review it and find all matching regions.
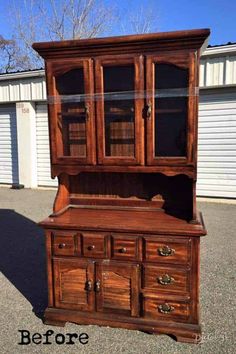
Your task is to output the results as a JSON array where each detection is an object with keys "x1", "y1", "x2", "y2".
[
  {"x1": 53, "y1": 258, "x2": 95, "y2": 311},
  {"x1": 34, "y1": 28, "x2": 209, "y2": 343},
  {"x1": 143, "y1": 236, "x2": 192, "y2": 264},
  {"x1": 96, "y1": 261, "x2": 140, "y2": 317},
  {"x1": 111, "y1": 234, "x2": 139, "y2": 261},
  {"x1": 142, "y1": 297, "x2": 191, "y2": 322},
  {"x1": 32, "y1": 28, "x2": 210, "y2": 59},
  {"x1": 142, "y1": 264, "x2": 190, "y2": 294},
  {"x1": 51, "y1": 164, "x2": 196, "y2": 178},
  {"x1": 82, "y1": 232, "x2": 108, "y2": 258},
  {"x1": 40, "y1": 207, "x2": 206, "y2": 236},
  {"x1": 52, "y1": 230, "x2": 78, "y2": 256}
]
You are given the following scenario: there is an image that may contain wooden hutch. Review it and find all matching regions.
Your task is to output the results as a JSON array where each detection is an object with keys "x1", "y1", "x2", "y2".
[{"x1": 33, "y1": 28, "x2": 209, "y2": 343}]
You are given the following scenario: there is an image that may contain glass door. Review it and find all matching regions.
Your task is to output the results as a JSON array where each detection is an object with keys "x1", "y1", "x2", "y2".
[
  {"x1": 46, "y1": 59, "x2": 96, "y2": 164},
  {"x1": 95, "y1": 55, "x2": 144, "y2": 165},
  {"x1": 146, "y1": 52, "x2": 196, "y2": 165}
]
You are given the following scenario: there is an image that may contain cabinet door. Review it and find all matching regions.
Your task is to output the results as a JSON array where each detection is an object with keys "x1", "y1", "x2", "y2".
[
  {"x1": 53, "y1": 258, "x2": 95, "y2": 311},
  {"x1": 96, "y1": 261, "x2": 140, "y2": 316},
  {"x1": 46, "y1": 59, "x2": 96, "y2": 165},
  {"x1": 146, "y1": 52, "x2": 196, "y2": 165},
  {"x1": 95, "y1": 55, "x2": 144, "y2": 165}
]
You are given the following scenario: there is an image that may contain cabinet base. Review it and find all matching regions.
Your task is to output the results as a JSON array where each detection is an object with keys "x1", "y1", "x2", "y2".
[{"x1": 44, "y1": 307, "x2": 201, "y2": 344}]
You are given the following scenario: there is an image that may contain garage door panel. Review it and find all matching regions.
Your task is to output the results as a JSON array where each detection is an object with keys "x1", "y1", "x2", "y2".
[
  {"x1": 36, "y1": 103, "x2": 57, "y2": 187},
  {"x1": 0, "y1": 105, "x2": 18, "y2": 185},
  {"x1": 197, "y1": 93, "x2": 236, "y2": 198}
]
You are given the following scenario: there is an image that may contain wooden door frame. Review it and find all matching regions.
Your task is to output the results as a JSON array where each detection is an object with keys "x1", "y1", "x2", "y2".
[
  {"x1": 95, "y1": 54, "x2": 145, "y2": 165},
  {"x1": 46, "y1": 58, "x2": 96, "y2": 165},
  {"x1": 146, "y1": 51, "x2": 196, "y2": 166}
]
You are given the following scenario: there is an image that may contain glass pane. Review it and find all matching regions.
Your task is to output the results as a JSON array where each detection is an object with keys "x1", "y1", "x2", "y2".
[
  {"x1": 154, "y1": 63, "x2": 188, "y2": 157},
  {"x1": 103, "y1": 65, "x2": 135, "y2": 157},
  {"x1": 56, "y1": 68, "x2": 86, "y2": 157}
]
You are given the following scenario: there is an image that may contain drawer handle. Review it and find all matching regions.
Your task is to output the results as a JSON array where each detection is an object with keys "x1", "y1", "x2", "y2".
[
  {"x1": 95, "y1": 280, "x2": 101, "y2": 292},
  {"x1": 158, "y1": 303, "x2": 174, "y2": 314},
  {"x1": 157, "y1": 274, "x2": 175, "y2": 285},
  {"x1": 87, "y1": 245, "x2": 95, "y2": 251},
  {"x1": 85, "y1": 280, "x2": 92, "y2": 292},
  {"x1": 58, "y1": 243, "x2": 66, "y2": 249},
  {"x1": 118, "y1": 247, "x2": 127, "y2": 254},
  {"x1": 158, "y1": 245, "x2": 175, "y2": 257}
]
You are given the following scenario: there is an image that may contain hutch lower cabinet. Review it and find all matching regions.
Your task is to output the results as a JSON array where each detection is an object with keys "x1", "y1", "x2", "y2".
[{"x1": 33, "y1": 28, "x2": 210, "y2": 343}]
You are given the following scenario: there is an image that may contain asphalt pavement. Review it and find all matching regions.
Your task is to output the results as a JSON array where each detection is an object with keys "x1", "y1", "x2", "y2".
[{"x1": 0, "y1": 188, "x2": 235, "y2": 354}]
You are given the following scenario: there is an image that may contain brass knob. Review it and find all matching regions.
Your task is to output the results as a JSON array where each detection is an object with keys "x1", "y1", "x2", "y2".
[
  {"x1": 95, "y1": 280, "x2": 101, "y2": 292},
  {"x1": 158, "y1": 303, "x2": 174, "y2": 314},
  {"x1": 146, "y1": 101, "x2": 152, "y2": 119},
  {"x1": 85, "y1": 280, "x2": 92, "y2": 291},
  {"x1": 157, "y1": 274, "x2": 175, "y2": 285},
  {"x1": 87, "y1": 245, "x2": 95, "y2": 251},
  {"x1": 58, "y1": 243, "x2": 66, "y2": 249},
  {"x1": 85, "y1": 105, "x2": 90, "y2": 120},
  {"x1": 158, "y1": 245, "x2": 175, "y2": 257},
  {"x1": 118, "y1": 247, "x2": 127, "y2": 254}
]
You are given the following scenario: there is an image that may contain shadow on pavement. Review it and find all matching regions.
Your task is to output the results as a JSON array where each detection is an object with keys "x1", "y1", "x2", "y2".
[{"x1": 0, "y1": 209, "x2": 47, "y2": 319}]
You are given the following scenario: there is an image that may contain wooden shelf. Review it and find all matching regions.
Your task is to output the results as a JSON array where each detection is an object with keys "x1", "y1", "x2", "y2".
[{"x1": 40, "y1": 206, "x2": 206, "y2": 236}]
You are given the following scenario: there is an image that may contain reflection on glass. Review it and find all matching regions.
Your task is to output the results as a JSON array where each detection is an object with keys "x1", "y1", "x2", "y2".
[
  {"x1": 155, "y1": 64, "x2": 188, "y2": 157},
  {"x1": 56, "y1": 68, "x2": 86, "y2": 157},
  {"x1": 103, "y1": 65, "x2": 135, "y2": 157}
]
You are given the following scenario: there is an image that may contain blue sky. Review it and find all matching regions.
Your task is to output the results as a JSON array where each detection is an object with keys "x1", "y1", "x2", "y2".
[{"x1": 0, "y1": 0, "x2": 235, "y2": 45}]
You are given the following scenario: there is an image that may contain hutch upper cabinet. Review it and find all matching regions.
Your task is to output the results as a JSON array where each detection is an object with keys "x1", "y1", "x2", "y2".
[
  {"x1": 33, "y1": 28, "x2": 210, "y2": 344},
  {"x1": 41, "y1": 32, "x2": 206, "y2": 170}
]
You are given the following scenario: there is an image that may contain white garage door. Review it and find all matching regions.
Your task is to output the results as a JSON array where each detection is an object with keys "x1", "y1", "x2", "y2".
[
  {"x1": 197, "y1": 92, "x2": 236, "y2": 198},
  {"x1": 36, "y1": 103, "x2": 57, "y2": 187},
  {"x1": 0, "y1": 105, "x2": 19, "y2": 185}
]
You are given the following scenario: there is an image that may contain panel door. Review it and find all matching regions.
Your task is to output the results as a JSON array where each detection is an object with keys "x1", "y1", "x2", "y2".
[
  {"x1": 146, "y1": 51, "x2": 197, "y2": 165},
  {"x1": 96, "y1": 261, "x2": 140, "y2": 316},
  {"x1": 53, "y1": 258, "x2": 95, "y2": 311},
  {"x1": 95, "y1": 55, "x2": 144, "y2": 165},
  {"x1": 46, "y1": 59, "x2": 96, "y2": 165}
]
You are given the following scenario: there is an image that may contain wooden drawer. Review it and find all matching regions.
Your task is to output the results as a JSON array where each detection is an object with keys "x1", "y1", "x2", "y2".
[
  {"x1": 144, "y1": 237, "x2": 191, "y2": 264},
  {"x1": 52, "y1": 231, "x2": 78, "y2": 256},
  {"x1": 142, "y1": 265, "x2": 190, "y2": 293},
  {"x1": 111, "y1": 235, "x2": 139, "y2": 261},
  {"x1": 143, "y1": 297, "x2": 190, "y2": 322},
  {"x1": 82, "y1": 232, "x2": 107, "y2": 258}
]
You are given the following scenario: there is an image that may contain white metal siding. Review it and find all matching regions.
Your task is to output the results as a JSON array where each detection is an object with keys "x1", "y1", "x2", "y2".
[
  {"x1": 197, "y1": 93, "x2": 236, "y2": 198},
  {"x1": 36, "y1": 103, "x2": 57, "y2": 187},
  {"x1": 200, "y1": 55, "x2": 236, "y2": 87},
  {"x1": 0, "y1": 105, "x2": 19, "y2": 184},
  {"x1": 0, "y1": 76, "x2": 47, "y2": 103}
]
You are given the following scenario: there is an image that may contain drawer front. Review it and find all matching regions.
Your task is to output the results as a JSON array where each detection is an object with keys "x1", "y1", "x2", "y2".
[
  {"x1": 82, "y1": 233, "x2": 107, "y2": 258},
  {"x1": 143, "y1": 297, "x2": 190, "y2": 322},
  {"x1": 53, "y1": 231, "x2": 78, "y2": 256},
  {"x1": 111, "y1": 235, "x2": 138, "y2": 261},
  {"x1": 142, "y1": 265, "x2": 190, "y2": 293},
  {"x1": 144, "y1": 237, "x2": 191, "y2": 264}
]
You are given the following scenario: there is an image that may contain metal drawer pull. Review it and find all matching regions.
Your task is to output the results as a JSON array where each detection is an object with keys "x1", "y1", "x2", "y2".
[
  {"x1": 95, "y1": 280, "x2": 101, "y2": 292},
  {"x1": 87, "y1": 245, "x2": 95, "y2": 251},
  {"x1": 157, "y1": 274, "x2": 175, "y2": 285},
  {"x1": 158, "y1": 303, "x2": 174, "y2": 314},
  {"x1": 58, "y1": 243, "x2": 66, "y2": 249},
  {"x1": 118, "y1": 247, "x2": 127, "y2": 253},
  {"x1": 85, "y1": 280, "x2": 92, "y2": 291},
  {"x1": 158, "y1": 245, "x2": 175, "y2": 257}
]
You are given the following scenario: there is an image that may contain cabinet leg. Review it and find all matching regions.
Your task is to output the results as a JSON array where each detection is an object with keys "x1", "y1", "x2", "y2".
[
  {"x1": 43, "y1": 318, "x2": 66, "y2": 327},
  {"x1": 174, "y1": 334, "x2": 201, "y2": 344}
]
